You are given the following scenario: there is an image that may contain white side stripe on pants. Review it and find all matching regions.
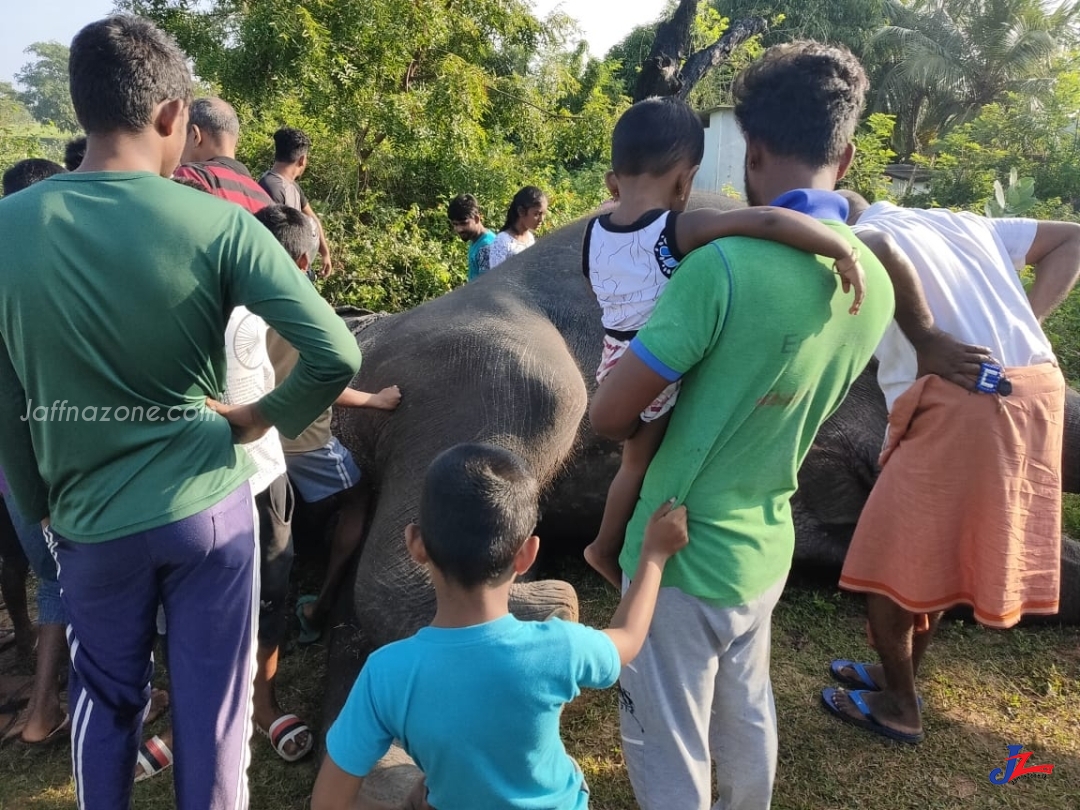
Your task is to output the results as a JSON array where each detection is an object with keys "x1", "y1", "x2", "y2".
[{"x1": 71, "y1": 688, "x2": 93, "y2": 810}]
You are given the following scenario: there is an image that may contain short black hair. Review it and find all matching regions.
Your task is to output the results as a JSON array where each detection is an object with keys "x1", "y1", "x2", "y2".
[
  {"x1": 189, "y1": 98, "x2": 239, "y2": 138},
  {"x1": 419, "y1": 443, "x2": 540, "y2": 589},
  {"x1": 69, "y1": 15, "x2": 193, "y2": 136},
  {"x1": 2, "y1": 159, "x2": 67, "y2": 196},
  {"x1": 447, "y1": 193, "x2": 482, "y2": 222},
  {"x1": 254, "y1": 204, "x2": 318, "y2": 261},
  {"x1": 63, "y1": 136, "x2": 87, "y2": 171},
  {"x1": 502, "y1": 185, "x2": 546, "y2": 233},
  {"x1": 273, "y1": 128, "x2": 311, "y2": 164},
  {"x1": 733, "y1": 41, "x2": 868, "y2": 168},
  {"x1": 611, "y1": 97, "x2": 705, "y2": 176}
]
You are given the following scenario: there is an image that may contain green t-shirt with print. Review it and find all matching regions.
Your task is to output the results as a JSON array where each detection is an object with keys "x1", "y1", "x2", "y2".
[{"x1": 618, "y1": 225, "x2": 894, "y2": 607}]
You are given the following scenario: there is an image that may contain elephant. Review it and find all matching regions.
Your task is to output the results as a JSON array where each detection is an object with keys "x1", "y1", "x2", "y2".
[{"x1": 325, "y1": 192, "x2": 1080, "y2": 743}]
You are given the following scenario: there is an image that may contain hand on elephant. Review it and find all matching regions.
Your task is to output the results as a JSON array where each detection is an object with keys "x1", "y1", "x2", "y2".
[
  {"x1": 204, "y1": 398, "x2": 272, "y2": 444},
  {"x1": 912, "y1": 328, "x2": 996, "y2": 390},
  {"x1": 371, "y1": 385, "x2": 403, "y2": 411},
  {"x1": 642, "y1": 498, "x2": 689, "y2": 562}
]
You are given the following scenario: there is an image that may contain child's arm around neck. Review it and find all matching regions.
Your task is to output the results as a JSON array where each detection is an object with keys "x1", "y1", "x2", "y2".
[
  {"x1": 604, "y1": 499, "x2": 689, "y2": 664},
  {"x1": 674, "y1": 206, "x2": 866, "y2": 314}
]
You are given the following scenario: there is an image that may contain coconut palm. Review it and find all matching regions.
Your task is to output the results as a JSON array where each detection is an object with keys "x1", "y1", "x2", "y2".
[{"x1": 871, "y1": 0, "x2": 1079, "y2": 157}]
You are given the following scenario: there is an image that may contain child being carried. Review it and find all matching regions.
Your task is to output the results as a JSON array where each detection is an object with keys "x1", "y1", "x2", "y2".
[{"x1": 583, "y1": 96, "x2": 867, "y2": 588}]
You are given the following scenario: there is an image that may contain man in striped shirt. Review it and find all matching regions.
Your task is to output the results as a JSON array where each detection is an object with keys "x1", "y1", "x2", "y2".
[{"x1": 174, "y1": 97, "x2": 272, "y2": 212}]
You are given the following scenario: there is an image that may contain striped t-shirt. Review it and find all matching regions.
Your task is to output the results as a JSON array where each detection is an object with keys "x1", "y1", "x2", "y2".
[{"x1": 174, "y1": 157, "x2": 272, "y2": 214}]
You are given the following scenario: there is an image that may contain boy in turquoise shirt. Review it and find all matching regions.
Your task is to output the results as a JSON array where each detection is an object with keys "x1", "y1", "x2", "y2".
[
  {"x1": 312, "y1": 443, "x2": 688, "y2": 810},
  {"x1": 447, "y1": 194, "x2": 496, "y2": 281}
]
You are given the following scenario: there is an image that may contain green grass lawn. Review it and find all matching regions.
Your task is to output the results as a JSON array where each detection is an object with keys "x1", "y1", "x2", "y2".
[{"x1": 2, "y1": 556, "x2": 1078, "y2": 809}]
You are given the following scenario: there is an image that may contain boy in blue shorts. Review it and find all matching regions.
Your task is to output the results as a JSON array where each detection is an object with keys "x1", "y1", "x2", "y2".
[{"x1": 312, "y1": 442, "x2": 689, "y2": 810}]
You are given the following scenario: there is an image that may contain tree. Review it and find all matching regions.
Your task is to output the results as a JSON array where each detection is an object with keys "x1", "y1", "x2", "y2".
[
  {"x1": 118, "y1": 0, "x2": 624, "y2": 310},
  {"x1": 871, "y1": 0, "x2": 1079, "y2": 157},
  {"x1": 632, "y1": 0, "x2": 767, "y2": 101},
  {"x1": 713, "y1": 0, "x2": 886, "y2": 55},
  {"x1": 14, "y1": 42, "x2": 78, "y2": 132}
]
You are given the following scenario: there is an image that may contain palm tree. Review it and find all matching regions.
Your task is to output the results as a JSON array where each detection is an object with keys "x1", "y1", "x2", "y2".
[{"x1": 871, "y1": 0, "x2": 1079, "y2": 157}]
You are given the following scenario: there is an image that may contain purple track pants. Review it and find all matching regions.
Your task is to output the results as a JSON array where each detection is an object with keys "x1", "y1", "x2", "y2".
[{"x1": 47, "y1": 484, "x2": 258, "y2": 810}]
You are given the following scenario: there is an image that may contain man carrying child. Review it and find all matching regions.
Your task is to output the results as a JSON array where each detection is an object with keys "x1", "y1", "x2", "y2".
[{"x1": 591, "y1": 42, "x2": 895, "y2": 809}]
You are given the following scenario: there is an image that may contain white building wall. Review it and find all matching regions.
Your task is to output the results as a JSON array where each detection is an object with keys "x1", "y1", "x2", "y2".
[{"x1": 692, "y1": 107, "x2": 746, "y2": 200}]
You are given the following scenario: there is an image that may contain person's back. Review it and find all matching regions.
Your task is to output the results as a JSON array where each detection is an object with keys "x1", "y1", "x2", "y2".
[
  {"x1": 0, "y1": 175, "x2": 314, "y2": 539},
  {"x1": 854, "y1": 201, "x2": 1054, "y2": 410},
  {"x1": 619, "y1": 217, "x2": 893, "y2": 603},
  {"x1": 315, "y1": 443, "x2": 688, "y2": 810},
  {"x1": 339, "y1": 614, "x2": 615, "y2": 809}
]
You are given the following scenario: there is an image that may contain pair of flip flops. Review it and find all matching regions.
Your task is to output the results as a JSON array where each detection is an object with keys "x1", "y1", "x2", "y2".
[
  {"x1": 135, "y1": 714, "x2": 313, "y2": 783},
  {"x1": 821, "y1": 659, "x2": 924, "y2": 745},
  {"x1": 257, "y1": 714, "x2": 314, "y2": 762}
]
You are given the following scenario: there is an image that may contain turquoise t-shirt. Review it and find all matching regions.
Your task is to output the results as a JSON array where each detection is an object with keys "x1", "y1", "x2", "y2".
[
  {"x1": 468, "y1": 230, "x2": 497, "y2": 281},
  {"x1": 327, "y1": 615, "x2": 620, "y2": 809},
  {"x1": 0, "y1": 172, "x2": 361, "y2": 539},
  {"x1": 618, "y1": 190, "x2": 895, "y2": 607}
]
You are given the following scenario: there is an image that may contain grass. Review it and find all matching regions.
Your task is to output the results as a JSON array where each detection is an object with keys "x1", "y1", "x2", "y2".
[{"x1": 3, "y1": 557, "x2": 1078, "y2": 810}]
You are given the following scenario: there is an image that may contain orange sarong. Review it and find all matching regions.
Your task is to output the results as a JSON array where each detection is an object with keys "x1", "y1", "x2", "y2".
[{"x1": 839, "y1": 363, "x2": 1065, "y2": 629}]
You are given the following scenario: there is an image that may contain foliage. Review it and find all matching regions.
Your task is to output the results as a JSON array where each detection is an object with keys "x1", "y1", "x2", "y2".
[
  {"x1": 111, "y1": 0, "x2": 626, "y2": 311},
  {"x1": 985, "y1": 168, "x2": 1038, "y2": 218},
  {"x1": 0, "y1": 82, "x2": 68, "y2": 175},
  {"x1": 14, "y1": 42, "x2": 79, "y2": 133},
  {"x1": 713, "y1": 0, "x2": 886, "y2": 55},
  {"x1": 839, "y1": 112, "x2": 897, "y2": 202},
  {"x1": 870, "y1": 0, "x2": 1080, "y2": 157},
  {"x1": 904, "y1": 73, "x2": 1080, "y2": 217}
]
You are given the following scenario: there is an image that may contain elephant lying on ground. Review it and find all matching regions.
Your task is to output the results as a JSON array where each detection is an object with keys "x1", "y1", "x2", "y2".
[{"x1": 327, "y1": 193, "x2": 1080, "y2": 738}]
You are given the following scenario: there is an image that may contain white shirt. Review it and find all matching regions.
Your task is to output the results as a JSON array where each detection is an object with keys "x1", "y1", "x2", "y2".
[
  {"x1": 584, "y1": 210, "x2": 682, "y2": 333},
  {"x1": 855, "y1": 201, "x2": 1053, "y2": 412},
  {"x1": 223, "y1": 306, "x2": 287, "y2": 495},
  {"x1": 488, "y1": 230, "x2": 535, "y2": 269}
]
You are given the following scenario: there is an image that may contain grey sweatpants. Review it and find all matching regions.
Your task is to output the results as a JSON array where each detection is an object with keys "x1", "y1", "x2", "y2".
[{"x1": 619, "y1": 575, "x2": 786, "y2": 810}]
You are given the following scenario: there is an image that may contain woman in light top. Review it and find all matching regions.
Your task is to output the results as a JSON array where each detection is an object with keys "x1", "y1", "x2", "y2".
[{"x1": 488, "y1": 185, "x2": 548, "y2": 268}]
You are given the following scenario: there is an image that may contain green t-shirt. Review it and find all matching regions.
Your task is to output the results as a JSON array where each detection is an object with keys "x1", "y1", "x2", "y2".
[
  {"x1": 0, "y1": 171, "x2": 361, "y2": 542},
  {"x1": 618, "y1": 224, "x2": 894, "y2": 607}
]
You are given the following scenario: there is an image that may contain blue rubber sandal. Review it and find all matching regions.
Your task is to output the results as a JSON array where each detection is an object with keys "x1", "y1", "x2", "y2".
[
  {"x1": 830, "y1": 659, "x2": 881, "y2": 691},
  {"x1": 820, "y1": 687, "x2": 924, "y2": 745},
  {"x1": 829, "y1": 660, "x2": 924, "y2": 709},
  {"x1": 295, "y1": 595, "x2": 321, "y2": 645}
]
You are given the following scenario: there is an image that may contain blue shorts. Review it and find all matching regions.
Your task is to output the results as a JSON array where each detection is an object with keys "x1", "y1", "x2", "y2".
[{"x1": 284, "y1": 436, "x2": 362, "y2": 503}]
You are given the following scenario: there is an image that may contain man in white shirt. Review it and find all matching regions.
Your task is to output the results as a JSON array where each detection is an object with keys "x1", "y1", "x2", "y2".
[{"x1": 822, "y1": 193, "x2": 1080, "y2": 744}]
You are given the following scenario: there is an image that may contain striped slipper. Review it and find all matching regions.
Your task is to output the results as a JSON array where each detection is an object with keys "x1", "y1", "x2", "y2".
[
  {"x1": 134, "y1": 734, "x2": 173, "y2": 783},
  {"x1": 258, "y1": 714, "x2": 313, "y2": 763}
]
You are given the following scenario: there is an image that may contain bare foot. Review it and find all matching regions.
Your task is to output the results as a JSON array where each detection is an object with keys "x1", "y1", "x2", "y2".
[
  {"x1": 144, "y1": 688, "x2": 170, "y2": 725},
  {"x1": 583, "y1": 542, "x2": 623, "y2": 590},
  {"x1": 15, "y1": 696, "x2": 67, "y2": 744}
]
